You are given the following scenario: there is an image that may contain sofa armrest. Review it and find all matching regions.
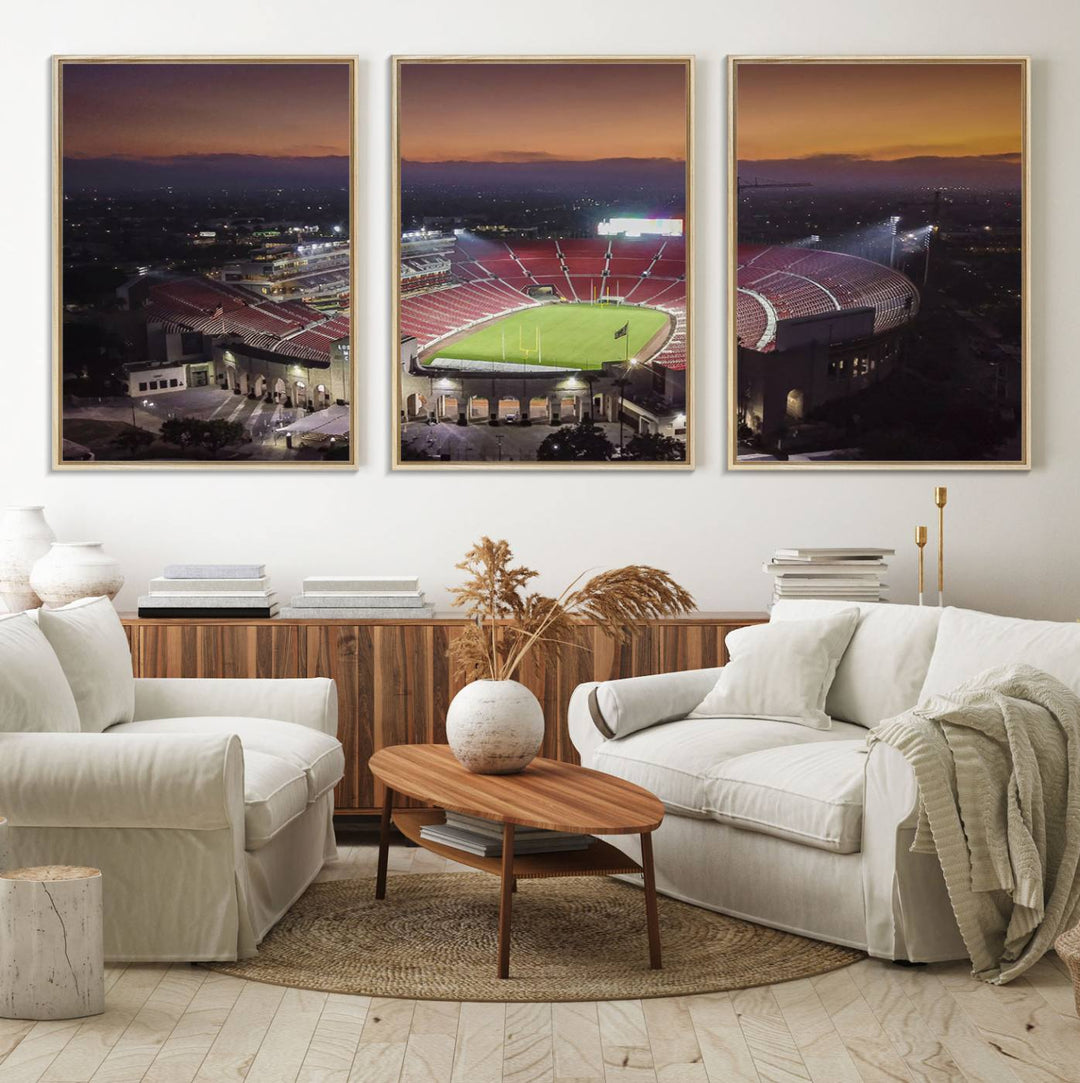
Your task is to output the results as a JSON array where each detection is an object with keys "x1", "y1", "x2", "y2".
[
  {"x1": 568, "y1": 683, "x2": 606, "y2": 765},
  {"x1": 861, "y1": 740, "x2": 965, "y2": 961},
  {"x1": 133, "y1": 678, "x2": 338, "y2": 736},
  {"x1": 583, "y1": 667, "x2": 725, "y2": 741},
  {"x1": 0, "y1": 731, "x2": 243, "y2": 830}
]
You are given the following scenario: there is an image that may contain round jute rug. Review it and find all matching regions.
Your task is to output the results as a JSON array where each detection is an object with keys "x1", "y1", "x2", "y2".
[{"x1": 206, "y1": 874, "x2": 863, "y2": 1002}]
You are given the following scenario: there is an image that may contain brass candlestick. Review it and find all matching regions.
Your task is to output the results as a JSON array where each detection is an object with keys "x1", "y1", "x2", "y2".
[
  {"x1": 935, "y1": 486, "x2": 948, "y2": 607},
  {"x1": 915, "y1": 525, "x2": 928, "y2": 606}
]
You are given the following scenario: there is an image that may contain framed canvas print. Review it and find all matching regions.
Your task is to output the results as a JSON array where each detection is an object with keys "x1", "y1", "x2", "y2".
[
  {"x1": 54, "y1": 56, "x2": 357, "y2": 469},
  {"x1": 728, "y1": 57, "x2": 1029, "y2": 470},
  {"x1": 393, "y1": 56, "x2": 693, "y2": 469}
]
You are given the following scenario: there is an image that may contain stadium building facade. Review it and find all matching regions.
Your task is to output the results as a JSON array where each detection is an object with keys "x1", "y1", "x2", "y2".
[
  {"x1": 118, "y1": 272, "x2": 351, "y2": 411},
  {"x1": 735, "y1": 245, "x2": 919, "y2": 447}
]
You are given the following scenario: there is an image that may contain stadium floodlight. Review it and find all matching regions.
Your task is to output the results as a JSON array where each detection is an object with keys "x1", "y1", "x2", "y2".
[{"x1": 598, "y1": 217, "x2": 683, "y2": 238}]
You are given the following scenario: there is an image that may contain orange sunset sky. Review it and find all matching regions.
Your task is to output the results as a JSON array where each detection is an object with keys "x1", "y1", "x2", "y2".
[
  {"x1": 399, "y1": 62, "x2": 688, "y2": 163},
  {"x1": 737, "y1": 62, "x2": 1023, "y2": 161},
  {"x1": 63, "y1": 63, "x2": 351, "y2": 160}
]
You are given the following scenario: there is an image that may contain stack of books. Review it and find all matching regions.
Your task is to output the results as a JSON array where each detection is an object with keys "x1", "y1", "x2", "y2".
[
  {"x1": 280, "y1": 575, "x2": 434, "y2": 619},
  {"x1": 138, "y1": 563, "x2": 277, "y2": 618},
  {"x1": 764, "y1": 548, "x2": 893, "y2": 603},
  {"x1": 420, "y1": 811, "x2": 593, "y2": 857}
]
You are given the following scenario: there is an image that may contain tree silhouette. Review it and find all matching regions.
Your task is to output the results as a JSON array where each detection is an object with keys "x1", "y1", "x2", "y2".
[
  {"x1": 623, "y1": 432, "x2": 686, "y2": 462},
  {"x1": 536, "y1": 420, "x2": 615, "y2": 462}
]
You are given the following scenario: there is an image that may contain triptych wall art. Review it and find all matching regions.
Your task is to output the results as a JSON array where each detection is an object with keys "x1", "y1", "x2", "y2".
[{"x1": 51, "y1": 54, "x2": 1029, "y2": 472}]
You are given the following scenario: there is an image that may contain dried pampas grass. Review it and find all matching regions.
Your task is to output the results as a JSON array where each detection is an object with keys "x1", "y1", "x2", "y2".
[{"x1": 448, "y1": 536, "x2": 694, "y2": 681}]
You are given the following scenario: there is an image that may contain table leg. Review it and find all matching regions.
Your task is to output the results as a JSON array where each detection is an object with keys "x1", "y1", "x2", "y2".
[
  {"x1": 498, "y1": 822, "x2": 515, "y2": 979},
  {"x1": 375, "y1": 786, "x2": 394, "y2": 900},
  {"x1": 640, "y1": 831, "x2": 662, "y2": 969}
]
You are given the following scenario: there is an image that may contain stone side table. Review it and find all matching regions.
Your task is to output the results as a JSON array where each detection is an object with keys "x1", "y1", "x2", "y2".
[{"x1": 0, "y1": 866, "x2": 105, "y2": 1020}]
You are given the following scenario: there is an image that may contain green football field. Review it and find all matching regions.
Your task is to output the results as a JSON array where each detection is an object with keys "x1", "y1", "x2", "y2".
[{"x1": 425, "y1": 303, "x2": 670, "y2": 370}]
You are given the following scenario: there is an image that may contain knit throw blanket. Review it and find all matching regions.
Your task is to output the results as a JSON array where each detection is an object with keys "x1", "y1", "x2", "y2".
[{"x1": 869, "y1": 663, "x2": 1080, "y2": 984}]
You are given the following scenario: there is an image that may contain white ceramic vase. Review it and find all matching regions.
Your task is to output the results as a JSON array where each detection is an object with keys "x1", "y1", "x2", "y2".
[
  {"x1": 0, "y1": 506, "x2": 56, "y2": 612},
  {"x1": 30, "y1": 543, "x2": 124, "y2": 609},
  {"x1": 445, "y1": 679, "x2": 545, "y2": 774}
]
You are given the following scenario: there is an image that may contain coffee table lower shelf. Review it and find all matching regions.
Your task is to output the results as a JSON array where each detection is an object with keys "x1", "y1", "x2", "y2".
[
  {"x1": 392, "y1": 808, "x2": 644, "y2": 879},
  {"x1": 379, "y1": 807, "x2": 661, "y2": 978}
]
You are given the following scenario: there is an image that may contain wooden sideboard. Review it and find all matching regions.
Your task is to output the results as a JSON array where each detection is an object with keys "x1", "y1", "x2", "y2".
[{"x1": 121, "y1": 612, "x2": 767, "y2": 816}]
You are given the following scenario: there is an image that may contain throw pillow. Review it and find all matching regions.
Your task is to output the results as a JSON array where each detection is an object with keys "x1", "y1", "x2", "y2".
[
  {"x1": 0, "y1": 612, "x2": 81, "y2": 732},
  {"x1": 37, "y1": 596, "x2": 135, "y2": 733},
  {"x1": 689, "y1": 609, "x2": 860, "y2": 730}
]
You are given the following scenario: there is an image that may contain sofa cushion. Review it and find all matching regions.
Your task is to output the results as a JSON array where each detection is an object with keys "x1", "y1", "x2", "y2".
[
  {"x1": 37, "y1": 596, "x2": 135, "y2": 733},
  {"x1": 771, "y1": 600, "x2": 941, "y2": 728},
  {"x1": 591, "y1": 715, "x2": 867, "y2": 822},
  {"x1": 690, "y1": 610, "x2": 859, "y2": 729},
  {"x1": 708, "y1": 741, "x2": 867, "y2": 853},
  {"x1": 591, "y1": 667, "x2": 725, "y2": 739},
  {"x1": 243, "y1": 750, "x2": 310, "y2": 850},
  {"x1": 920, "y1": 607, "x2": 1080, "y2": 702},
  {"x1": 109, "y1": 716, "x2": 344, "y2": 802},
  {"x1": 0, "y1": 612, "x2": 80, "y2": 733}
]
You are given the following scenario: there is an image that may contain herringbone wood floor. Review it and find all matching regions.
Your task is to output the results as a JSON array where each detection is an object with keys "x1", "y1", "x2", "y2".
[{"x1": 2, "y1": 837, "x2": 1079, "y2": 1083}]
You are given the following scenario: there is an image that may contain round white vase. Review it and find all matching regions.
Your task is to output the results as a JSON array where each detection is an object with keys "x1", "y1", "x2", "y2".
[
  {"x1": 0, "y1": 506, "x2": 56, "y2": 612},
  {"x1": 445, "y1": 679, "x2": 545, "y2": 774},
  {"x1": 30, "y1": 543, "x2": 125, "y2": 609}
]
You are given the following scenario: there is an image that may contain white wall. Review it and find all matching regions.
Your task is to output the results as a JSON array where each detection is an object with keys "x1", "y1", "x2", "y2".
[{"x1": 6, "y1": 0, "x2": 1079, "y2": 620}]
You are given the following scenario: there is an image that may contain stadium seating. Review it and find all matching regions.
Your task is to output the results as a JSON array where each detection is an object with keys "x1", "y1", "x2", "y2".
[
  {"x1": 145, "y1": 276, "x2": 349, "y2": 364},
  {"x1": 736, "y1": 245, "x2": 920, "y2": 351}
]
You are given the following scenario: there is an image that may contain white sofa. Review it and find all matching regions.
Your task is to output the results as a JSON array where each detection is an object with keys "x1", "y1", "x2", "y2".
[
  {"x1": 569, "y1": 601, "x2": 1080, "y2": 962},
  {"x1": 0, "y1": 598, "x2": 344, "y2": 962}
]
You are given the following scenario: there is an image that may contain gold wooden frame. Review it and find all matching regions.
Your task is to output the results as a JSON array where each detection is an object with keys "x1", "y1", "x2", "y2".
[
  {"x1": 727, "y1": 55, "x2": 1031, "y2": 471},
  {"x1": 52, "y1": 55, "x2": 359, "y2": 471},
  {"x1": 391, "y1": 55, "x2": 695, "y2": 471}
]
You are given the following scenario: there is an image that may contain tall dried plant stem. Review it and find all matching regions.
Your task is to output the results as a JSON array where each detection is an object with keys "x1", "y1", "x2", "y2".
[{"x1": 498, "y1": 572, "x2": 587, "y2": 680}]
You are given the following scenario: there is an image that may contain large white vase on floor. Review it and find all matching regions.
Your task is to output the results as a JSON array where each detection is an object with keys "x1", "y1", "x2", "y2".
[
  {"x1": 30, "y1": 543, "x2": 124, "y2": 609},
  {"x1": 0, "y1": 506, "x2": 55, "y2": 612},
  {"x1": 445, "y1": 679, "x2": 545, "y2": 774}
]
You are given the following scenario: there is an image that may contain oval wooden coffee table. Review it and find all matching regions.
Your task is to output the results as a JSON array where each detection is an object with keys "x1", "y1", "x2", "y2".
[{"x1": 369, "y1": 744, "x2": 665, "y2": 979}]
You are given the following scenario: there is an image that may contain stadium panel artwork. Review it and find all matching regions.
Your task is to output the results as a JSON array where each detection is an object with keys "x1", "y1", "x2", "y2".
[
  {"x1": 729, "y1": 57, "x2": 1028, "y2": 469},
  {"x1": 54, "y1": 57, "x2": 357, "y2": 468},
  {"x1": 393, "y1": 57, "x2": 692, "y2": 468}
]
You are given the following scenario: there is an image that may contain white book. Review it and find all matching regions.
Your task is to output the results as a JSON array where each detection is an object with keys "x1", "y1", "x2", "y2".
[
  {"x1": 139, "y1": 593, "x2": 277, "y2": 608},
  {"x1": 148, "y1": 590, "x2": 275, "y2": 598},
  {"x1": 419, "y1": 824, "x2": 592, "y2": 857},
  {"x1": 292, "y1": 593, "x2": 426, "y2": 608},
  {"x1": 164, "y1": 563, "x2": 265, "y2": 579},
  {"x1": 762, "y1": 580, "x2": 879, "y2": 589},
  {"x1": 773, "y1": 548, "x2": 894, "y2": 561},
  {"x1": 765, "y1": 563, "x2": 887, "y2": 575},
  {"x1": 301, "y1": 590, "x2": 424, "y2": 598},
  {"x1": 444, "y1": 811, "x2": 586, "y2": 841},
  {"x1": 303, "y1": 576, "x2": 420, "y2": 593},
  {"x1": 278, "y1": 605, "x2": 435, "y2": 619},
  {"x1": 149, "y1": 577, "x2": 272, "y2": 593},
  {"x1": 775, "y1": 584, "x2": 883, "y2": 593}
]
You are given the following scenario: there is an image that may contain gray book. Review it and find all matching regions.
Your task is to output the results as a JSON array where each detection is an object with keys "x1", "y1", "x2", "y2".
[
  {"x1": 290, "y1": 593, "x2": 426, "y2": 609},
  {"x1": 149, "y1": 577, "x2": 272, "y2": 593},
  {"x1": 164, "y1": 564, "x2": 266, "y2": 580},
  {"x1": 278, "y1": 605, "x2": 435, "y2": 619},
  {"x1": 140, "y1": 593, "x2": 277, "y2": 608},
  {"x1": 302, "y1": 576, "x2": 420, "y2": 593}
]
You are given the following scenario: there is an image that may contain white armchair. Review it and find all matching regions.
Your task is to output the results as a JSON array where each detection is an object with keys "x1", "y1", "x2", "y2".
[{"x1": 0, "y1": 600, "x2": 343, "y2": 963}]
